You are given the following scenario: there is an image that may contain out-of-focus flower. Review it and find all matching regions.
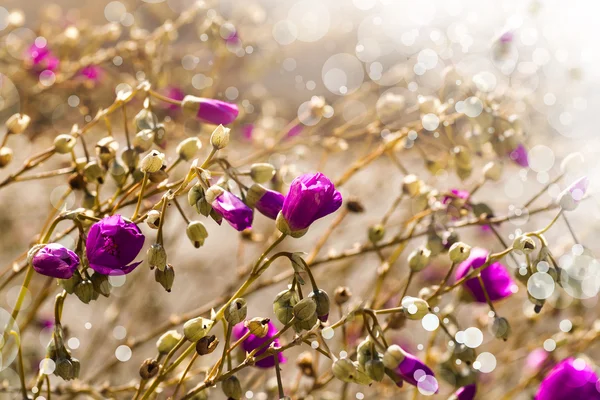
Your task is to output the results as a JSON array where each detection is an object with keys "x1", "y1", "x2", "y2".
[
  {"x1": 247, "y1": 184, "x2": 284, "y2": 220},
  {"x1": 278, "y1": 173, "x2": 342, "y2": 235},
  {"x1": 242, "y1": 123, "x2": 254, "y2": 140},
  {"x1": 535, "y1": 358, "x2": 600, "y2": 400},
  {"x1": 287, "y1": 124, "x2": 303, "y2": 138},
  {"x1": 525, "y1": 348, "x2": 554, "y2": 375},
  {"x1": 206, "y1": 187, "x2": 253, "y2": 231},
  {"x1": 162, "y1": 86, "x2": 185, "y2": 111},
  {"x1": 79, "y1": 65, "x2": 103, "y2": 83},
  {"x1": 558, "y1": 176, "x2": 589, "y2": 211},
  {"x1": 395, "y1": 350, "x2": 438, "y2": 392},
  {"x1": 27, "y1": 42, "x2": 59, "y2": 71},
  {"x1": 510, "y1": 144, "x2": 529, "y2": 167},
  {"x1": 454, "y1": 247, "x2": 516, "y2": 303},
  {"x1": 182, "y1": 95, "x2": 239, "y2": 125},
  {"x1": 86, "y1": 215, "x2": 145, "y2": 275},
  {"x1": 232, "y1": 321, "x2": 286, "y2": 368},
  {"x1": 449, "y1": 384, "x2": 476, "y2": 400},
  {"x1": 32, "y1": 243, "x2": 80, "y2": 279}
]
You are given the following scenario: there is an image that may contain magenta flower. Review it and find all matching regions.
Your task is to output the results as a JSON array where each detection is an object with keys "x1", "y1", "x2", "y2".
[
  {"x1": 247, "y1": 184, "x2": 284, "y2": 220},
  {"x1": 242, "y1": 123, "x2": 254, "y2": 140},
  {"x1": 281, "y1": 173, "x2": 342, "y2": 233},
  {"x1": 559, "y1": 176, "x2": 589, "y2": 211},
  {"x1": 454, "y1": 247, "x2": 516, "y2": 303},
  {"x1": 535, "y1": 358, "x2": 600, "y2": 400},
  {"x1": 287, "y1": 124, "x2": 303, "y2": 138},
  {"x1": 395, "y1": 351, "x2": 438, "y2": 392},
  {"x1": 450, "y1": 384, "x2": 476, "y2": 400},
  {"x1": 162, "y1": 86, "x2": 185, "y2": 111},
  {"x1": 32, "y1": 243, "x2": 80, "y2": 279},
  {"x1": 196, "y1": 98, "x2": 239, "y2": 125},
  {"x1": 210, "y1": 190, "x2": 253, "y2": 231},
  {"x1": 27, "y1": 43, "x2": 59, "y2": 71},
  {"x1": 510, "y1": 144, "x2": 529, "y2": 167},
  {"x1": 86, "y1": 215, "x2": 145, "y2": 275},
  {"x1": 79, "y1": 65, "x2": 103, "y2": 83},
  {"x1": 525, "y1": 349, "x2": 554, "y2": 375},
  {"x1": 232, "y1": 321, "x2": 286, "y2": 368}
]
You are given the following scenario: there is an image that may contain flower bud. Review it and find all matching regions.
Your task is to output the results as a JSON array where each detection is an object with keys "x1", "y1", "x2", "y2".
[
  {"x1": 139, "y1": 358, "x2": 159, "y2": 379},
  {"x1": 383, "y1": 345, "x2": 406, "y2": 369},
  {"x1": 401, "y1": 296, "x2": 429, "y2": 320},
  {"x1": 490, "y1": 317, "x2": 511, "y2": 341},
  {"x1": 332, "y1": 358, "x2": 373, "y2": 385},
  {"x1": 334, "y1": 286, "x2": 352, "y2": 305},
  {"x1": 134, "y1": 129, "x2": 154, "y2": 152},
  {"x1": 196, "y1": 335, "x2": 219, "y2": 355},
  {"x1": 55, "y1": 359, "x2": 76, "y2": 380},
  {"x1": 121, "y1": 148, "x2": 138, "y2": 169},
  {"x1": 109, "y1": 158, "x2": 128, "y2": 187},
  {"x1": 408, "y1": 247, "x2": 431, "y2": 272},
  {"x1": 147, "y1": 243, "x2": 167, "y2": 270},
  {"x1": 293, "y1": 298, "x2": 317, "y2": 322},
  {"x1": 245, "y1": 318, "x2": 270, "y2": 338},
  {"x1": 176, "y1": 137, "x2": 202, "y2": 161},
  {"x1": 186, "y1": 221, "x2": 208, "y2": 248},
  {"x1": 365, "y1": 359, "x2": 385, "y2": 382},
  {"x1": 558, "y1": 176, "x2": 589, "y2": 211},
  {"x1": 368, "y1": 224, "x2": 385, "y2": 243},
  {"x1": 183, "y1": 317, "x2": 214, "y2": 342},
  {"x1": 140, "y1": 150, "x2": 165, "y2": 173},
  {"x1": 96, "y1": 136, "x2": 119, "y2": 164},
  {"x1": 155, "y1": 264, "x2": 175, "y2": 292},
  {"x1": 483, "y1": 161, "x2": 503, "y2": 181},
  {"x1": 146, "y1": 210, "x2": 161, "y2": 229},
  {"x1": 74, "y1": 280, "x2": 94, "y2": 304},
  {"x1": 513, "y1": 235, "x2": 535, "y2": 254},
  {"x1": 294, "y1": 313, "x2": 318, "y2": 332},
  {"x1": 273, "y1": 289, "x2": 299, "y2": 325},
  {"x1": 210, "y1": 124, "x2": 230, "y2": 149},
  {"x1": 90, "y1": 273, "x2": 111, "y2": 297},
  {"x1": 134, "y1": 109, "x2": 158, "y2": 131},
  {"x1": 222, "y1": 375, "x2": 242, "y2": 400},
  {"x1": 157, "y1": 330, "x2": 182, "y2": 354},
  {"x1": 153, "y1": 124, "x2": 167, "y2": 148},
  {"x1": 204, "y1": 185, "x2": 224, "y2": 204},
  {"x1": 224, "y1": 298, "x2": 247, "y2": 325},
  {"x1": 402, "y1": 175, "x2": 422, "y2": 197},
  {"x1": 0, "y1": 147, "x2": 13, "y2": 168},
  {"x1": 250, "y1": 163, "x2": 276, "y2": 183},
  {"x1": 6, "y1": 113, "x2": 30, "y2": 134},
  {"x1": 356, "y1": 338, "x2": 376, "y2": 367},
  {"x1": 308, "y1": 289, "x2": 330, "y2": 322},
  {"x1": 54, "y1": 134, "x2": 77, "y2": 154},
  {"x1": 449, "y1": 242, "x2": 471, "y2": 263},
  {"x1": 83, "y1": 161, "x2": 105, "y2": 184}
]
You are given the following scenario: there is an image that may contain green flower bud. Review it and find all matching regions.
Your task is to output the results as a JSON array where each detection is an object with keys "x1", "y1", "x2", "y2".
[
  {"x1": 356, "y1": 338, "x2": 376, "y2": 367},
  {"x1": 83, "y1": 161, "x2": 105, "y2": 184},
  {"x1": 90, "y1": 273, "x2": 111, "y2": 297},
  {"x1": 250, "y1": 163, "x2": 276, "y2": 183},
  {"x1": 155, "y1": 264, "x2": 175, "y2": 292},
  {"x1": 365, "y1": 359, "x2": 385, "y2": 382},
  {"x1": 188, "y1": 183, "x2": 204, "y2": 206},
  {"x1": 273, "y1": 289, "x2": 299, "y2": 325},
  {"x1": 210, "y1": 124, "x2": 230, "y2": 150},
  {"x1": 183, "y1": 317, "x2": 214, "y2": 342},
  {"x1": 222, "y1": 375, "x2": 242, "y2": 400},
  {"x1": 449, "y1": 242, "x2": 471, "y2": 263},
  {"x1": 74, "y1": 280, "x2": 94, "y2": 304},
  {"x1": 196, "y1": 335, "x2": 219, "y2": 356},
  {"x1": 146, "y1": 210, "x2": 161, "y2": 229},
  {"x1": 0, "y1": 147, "x2": 13, "y2": 168},
  {"x1": 401, "y1": 296, "x2": 429, "y2": 320},
  {"x1": 134, "y1": 108, "x2": 158, "y2": 131},
  {"x1": 157, "y1": 330, "x2": 182, "y2": 354},
  {"x1": 54, "y1": 134, "x2": 77, "y2": 154},
  {"x1": 140, "y1": 150, "x2": 165, "y2": 173},
  {"x1": 308, "y1": 289, "x2": 330, "y2": 321},
  {"x1": 186, "y1": 221, "x2": 208, "y2": 248},
  {"x1": 245, "y1": 318, "x2": 270, "y2": 338},
  {"x1": 293, "y1": 298, "x2": 317, "y2": 322},
  {"x1": 134, "y1": 129, "x2": 154, "y2": 153},
  {"x1": 513, "y1": 235, "x2": 536, "y2": 254},
  {"x1": 483, "y1": 161, "x2": 503, "y2": 181},
  {"x1": 383, "y1": 345, "x2": 406, "y2": 369},
  {"x1": 121, "y1": 148, "x2": 139, "y2": 169},
  {"x1": 408, "y1": 247, "x2": 431, "y2": 272},
  {"x1": 139, "y1": 358, "x2": 160, "y2": 380},
  {"x1": 402, "y1": 174, "x2": 422, "y2": 197},
  {"x1": 294, "y1": 313, "x2": 318, "y2": 332},
  {"x1": 6, "y1": 113, "x2": 30, "y2": 134},
  {"x1": 147, "y1": 243, "x2": 167, "y2": 271},
  {"x1": 368, "y1": 224, "x2": 385, "y2": 243},
  {"x1": 55, "y1": 359, "x2": 76, "y2": 381},
  {"x1": 96, "y1": 136, "x2": 119, "y2": 164},
  {"x1": 332, "y1": 358, "x2": 373, "y2": 385},
  {"x1": 224, "y1": 298, "x2": 247, "y2": 325},
  {"x1": 490, "y1": 317, "x2": 511, "y2": 341},
  {"x1": 176, "y1": 137, "x2": 202, "y2": 161}
]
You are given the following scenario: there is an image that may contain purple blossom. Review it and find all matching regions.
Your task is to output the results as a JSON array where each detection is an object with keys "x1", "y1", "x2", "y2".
[
  {"x1": 27, "y1": 43, "x2": 59, "y2": 71},
  {"x1": 196, "y1": 98, "x2": 239, "y2": 125},
  {"x1": 559, "y1": 176, "x2": 590, "y2": 211},
  {"x1": 32, "y1": 243, "x2": 80, "y2": 279},
  {"x1": 525, "y1": 349, "x2": 554, "y2": 375},
  {"x1": 247, "y1": 184, "x2": 284, "y2": 220},
  {"x1": 510, "y1": 144, "x2": 529, "y2": 167},
  {"x1": 232, "y1": 321, "x2": 286, "y2": 368},
  {"x1": 454, "y1": 247, "x2": 516, "y2": 303},
  {"x1": 395, "y1": 350, "x2": 438, "y2": 393},
  {"x1": 86, "y1": 215, "x2": 145, "y2": 275},
  {"x1": 451, "y1": 384, "x2": 476, "y2": 400},
  {"x1": 287, "y1": 124, "x2": 303, "y2": 138},
  {"x1": 211, "y1": 191, "x2": 253, "y2": 231},
  {"x1": 79, "y1": 65, "x2": 103, "y2": 83},
  {"x1": 535, "y1": 358, "x2": 600, "y2": 400},
  {"x1": 162, "y1": 86, "x2": 185, "y2": 111},
  {"x1": 242, "y1": 123, "x2": 254, "y2": 140},
  {"x1": 281, "y1": 172, "x2": 342, "y2": 232}
]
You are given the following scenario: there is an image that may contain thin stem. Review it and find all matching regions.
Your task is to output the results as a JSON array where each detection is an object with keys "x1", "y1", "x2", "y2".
[
  {"x1": 561, "y1": 213, "x2": 580, "y2": 244},
  {"x1": 132, "y1": 172, "x2": 148, "y2": 220},
  {"x1": 275, "y1": 353, "x2": 285, "y2": 399},
  {"x1": 172, "y1": 197, "x2": 190, "y2": 224}
]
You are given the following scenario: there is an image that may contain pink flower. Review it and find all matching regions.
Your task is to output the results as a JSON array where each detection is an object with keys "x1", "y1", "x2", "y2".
[{"x1": 27, "y1": 43, "x2": 59, "y2": 72}]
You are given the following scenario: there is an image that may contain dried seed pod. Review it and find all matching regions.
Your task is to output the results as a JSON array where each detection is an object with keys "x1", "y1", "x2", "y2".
[
  {"x1": 224, "y1": 298, "x2": 247, "y2": 325},
  {"x1": 54, "y1": 134, "x2": 77, "y2": 154},
  {"x1": 449, "y1": 242, "x2": 472, "y2": 263},
  {"x1": 346, "y1": 197, "x2": 365, "y2": 213},
  {"x1": 513, "y1": 235, "x2": 536, "y2": 254},
  {"x1": 83, "y1": 161, "x2": 105, "y2": 184},
  {"x1": 140, "y1": 150, "x2": 165, "y2": 173},
  {"x1": 155, "y1": 264, "x2": 175, "y2": 292},
  {"x1": 0, "y1": 147, "x2": 13, "y2": 168},
  {"x1": 401, "y1": 296, "x2": 429, "y2": 320},
  {"x1": 408, "y1": 247, "x2": 431, "y2": 272},
  {"x1": 334, "y1": 286, "x2": 352, "y2": 305},
  {"x1": 134, "y1": 129, "x2": 154, "y2": 153},
  {"x1": 196, "y1": 335, "x2": 219, "y2": 355},
  {"x1": 368, "y1": 224, "x2": 385, "y2": 243},
  {"x1": 222, "y1": 375, "x2": 242, "y2": 399},
  {"x1": 139, "y1": 358, "x2": 159, "y2": 379},
  {"x1": 146, "y1": 210, "x2": 161, "y2": 229},
  {"x1": 6, "y1": 113, "x2": 30, "y2": 134},
  {"x1": 490, "y1": 317, "x2": 511, "y2": 341},
  {"x1": 245, "y1": 318, "x2": 270, "y2": 338}
]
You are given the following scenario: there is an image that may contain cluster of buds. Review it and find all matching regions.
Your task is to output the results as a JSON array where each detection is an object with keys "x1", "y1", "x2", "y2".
[
  {"x1": 47, "y1": 325, "x2": 80, "y2": 381},
  {"x1": 1, "y1": 113, "x2": 31, "y2": 168},
  {"x1": 60, "y1": 270, "x2": 111, "y2": 304}
]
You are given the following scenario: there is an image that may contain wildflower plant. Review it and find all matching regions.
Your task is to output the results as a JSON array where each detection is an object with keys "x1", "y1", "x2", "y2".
[{"x1": 0, "y1": 1, "x2": 599, "y2": 400}]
